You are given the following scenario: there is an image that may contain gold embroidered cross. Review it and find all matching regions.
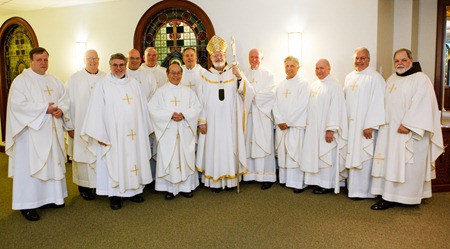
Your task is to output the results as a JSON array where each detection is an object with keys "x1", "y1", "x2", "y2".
[
  {"x1": 388, "y1": 84, "x2": 397, "y2": 93},
  {"x1": 187, "y1": 81, "x2": 195, "y2": 89},
  {"x1": 311, "y1": 90, "x2": 318, "y2": 97},
  {"x1": 127, "y1": 129, "x2": 136, "y2": 140},
  {"x1": 283, "y1": 89, "x2": 291, "y2": 98},
  {"x1": 122, "y1": 93, "x2": 133, "y2": 104},
  {"x1": 350, "y1": 82, "x2": 358, "y2": 91},
  {"x1": 44, "y1": 85, "x2": 53, "y2": 96},
  {"x1": 373, "y1": 153, "x2": 385, "y2": 164},
  {"x1": 171, "y1": 96, "x2": 180, "y2": 106},
  {"x1": 130, "y1": 165, "x2": 139, "y2": 176}
]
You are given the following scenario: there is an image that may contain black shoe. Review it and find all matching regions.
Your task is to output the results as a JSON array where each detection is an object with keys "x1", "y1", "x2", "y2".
[
  {"x1": 370, "y1": 200, "x2": 395, "y2": 210},
  {"x1": 226, "y1": 187, "x2": 236, "y2": 192},
  {"x1": 20, "y1": 209, "x2": 40, "y2": 221},
  {"x1": 261, "y1": 182, "x2": 273, "y2": 190},
  {"x1": 293, "y1": 188, "x2": 304, "y2": 194},
  {"x1": 80, "y1": 190, "x2": 96, "y2": 200},
  {"x1": 109, "y1": 197, "x2": 122, "y2": 210},
  {"x1": 211, "y1": 188, "x2": 222, "y2": 193},
  {"x1": 40, "y1": 203, "x2": 65, "y2": 209},
  {"x1": 165, "y1": 193, "x2": 176, "y2": 200},
  {"x1": 181, "y1": 192, "x2": 193, "y2": 198},
  {"x1": 350, "y1": 197, "x2": 366, "y2": 201},
  {"x1": 127, "y1": 195, "x2": 144, "y2": 203},
  {"x1": 313, "y1": 187, "x2": 333, "y2": 194}
]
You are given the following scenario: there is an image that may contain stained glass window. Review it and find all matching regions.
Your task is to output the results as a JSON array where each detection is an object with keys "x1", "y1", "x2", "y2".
[
  {"x1": 4, "y1": 25, "x2": 34, "y2": 90},
  {"x1": 144, "y1": 8, "x2": 209, "y2": 68}
]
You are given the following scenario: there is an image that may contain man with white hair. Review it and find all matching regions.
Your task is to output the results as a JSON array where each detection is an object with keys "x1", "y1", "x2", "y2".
[
  {"x1": 196, "y1": 35, "x2": 255, "y2": 192},
  {"x1": 243, "y1": 48, "x2": 276, "y2": 190},
  {"x1": 66, "y1": 49, "x2": 106, "y2": 201}
]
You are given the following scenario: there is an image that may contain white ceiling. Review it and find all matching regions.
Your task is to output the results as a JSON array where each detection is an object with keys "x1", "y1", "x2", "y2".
[{"x1": 0, "y1": 0, "x2": 120, "y2": 15}]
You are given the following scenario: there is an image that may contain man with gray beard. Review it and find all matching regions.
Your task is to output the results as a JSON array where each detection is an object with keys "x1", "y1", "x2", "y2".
[{"x1": 370, "y1": 48, "x2": 443, "y2": 210}]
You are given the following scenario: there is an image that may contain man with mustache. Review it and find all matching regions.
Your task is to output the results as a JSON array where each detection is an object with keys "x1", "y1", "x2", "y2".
[
  {"x1": 370, "y1": 48, "x2": 444, "y2": 210},
  {"x1": 196, "y1": 35, "x2": 255, "y2": 192}
]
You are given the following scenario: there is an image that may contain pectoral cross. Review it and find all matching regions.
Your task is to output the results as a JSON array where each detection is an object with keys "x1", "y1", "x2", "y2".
[
  {"x1": 171, "y1": 96, "x2": 180, "y2": 106},
  {"x1": 373, "y1": 153, "x2": 385, "y2": 164},
  {"x1": 122, "y1": 93, "x2": 133, "y2": 104},
  {"x1": 127, "y1": 129, "x2": 136, "y2": 140},
  {"x1": 187, "y1": 81, "x2": 195, "y2": 89},
  {"x1": 283, "y1": 89, "x2": 291, "y2": 98},
  {"x1": 44, "y1": 85, "x2": 53, "y2": 96},
  {"x1": 388, "y1": 84, "x2": 397, "y2": 93},
  {"x1": 350, "y1": 82, "x2": 358, "y2": 91},
  {"x1": 130, "y1": 165, "x2": 139, "y2": 176}
]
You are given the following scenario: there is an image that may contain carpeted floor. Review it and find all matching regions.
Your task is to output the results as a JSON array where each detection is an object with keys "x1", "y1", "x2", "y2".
[{"x1": 1, "y1": 152, "x2": 450, "y2": 249}]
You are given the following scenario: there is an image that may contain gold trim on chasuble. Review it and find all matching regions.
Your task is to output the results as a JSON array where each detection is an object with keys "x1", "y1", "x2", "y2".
[{"x1": 196, "y1": 75, "x2": 249, "y2": 181}]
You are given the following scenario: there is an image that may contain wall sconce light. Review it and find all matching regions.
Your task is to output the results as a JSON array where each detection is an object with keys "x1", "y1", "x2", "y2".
[
  {"x1": 75, "y1": 41, "x2": 87, "y2": 69},
  {"x1": 288, "y1": 32, "x2": 302, "y2": 63}
]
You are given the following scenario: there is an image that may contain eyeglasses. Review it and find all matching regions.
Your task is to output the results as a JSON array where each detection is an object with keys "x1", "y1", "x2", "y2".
[
  {"x1": 169, "y1": 71, "x2": 182, "y2": 76},
  {"x1": 111, "y1": 63, "x2": 126, "y2": 67},
  {"x1": 355, "y1": 57, "x2": 368, "y2": 61}
]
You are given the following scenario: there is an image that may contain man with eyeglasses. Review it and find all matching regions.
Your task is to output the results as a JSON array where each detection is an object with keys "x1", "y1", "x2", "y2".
[
  {"x1": 65, "y1": 49, "x2": 106, "y2": 201},
  {"x1": 81, "y1": 53, "x2": 153, "y2": 210},
  {"x1": 127, "y1": 48, "x2": 158, "y2": 102},
  {"x1": 370, "y1": 48, "x2": 443, "y2": 210},
  {"x1": 148, "y1": 63, "x2": 201, "y2": 200},
  {"x1": 196, "y1": 35, "x2": 255, "y2": 192},
  {"x1": 343, "y1": 47, "x2": 385, "y2": 200},
  {"x1": 6, "y1": 47, "x2": 70, "y2": 221}
]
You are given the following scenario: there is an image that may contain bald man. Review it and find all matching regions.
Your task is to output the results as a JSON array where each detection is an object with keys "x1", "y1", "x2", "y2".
[{"x1": 301, "y1": 59, "x2": 348, "y2": 195}]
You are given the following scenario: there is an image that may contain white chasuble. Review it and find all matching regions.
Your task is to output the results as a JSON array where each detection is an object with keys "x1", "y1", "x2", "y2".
[
  {"x1": 302, "y1": 75, "x2": 348, "y2": 193},
  {"x1": 244, "y1": 66, "x2": 277, "y2": 182},
  {"x1": 6, "y1": 68, "x2": 69, "y2": 209},
  {"x1": 371, "y1": 72, "x2": 443, "y2": 204},
  {"x1": 127, "y1": 68, "x2": 158, "y2": 102},
  {"x1": 344, "y1": 67, "x2": 385, "y2": 169},
  {"x1": 149, "y1": 83, "x2": 201, "y2": 194},
  {"x1": 273, "y1": 75, "x2": 310, "y2": 169},
  {"x1": 343, "y1": 67, "x2": 385, "y2": 198},
  {"x1": 65, "y1": 69, "x2": 106, "y2": 187},
  {"x1": 196, "y1": 65, "x2": 255, "y2": 188},
  {"x1": 140, "y1": 64, "x2": 167, "y2": 88},
  {"x1": 81, "y1": 74, "x2": 153, "y2": 195},
  {"x1": 181, "y1": 64, "x2": 206, "y2": 97}
]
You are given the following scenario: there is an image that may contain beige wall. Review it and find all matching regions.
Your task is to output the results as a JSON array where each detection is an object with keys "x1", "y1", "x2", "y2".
[
  {"x1": 0, "y1": 0, "x2": 439, "y2": 147},
  {"x1": 0, "y1": 0, "x2": 438, "y2": 82}
]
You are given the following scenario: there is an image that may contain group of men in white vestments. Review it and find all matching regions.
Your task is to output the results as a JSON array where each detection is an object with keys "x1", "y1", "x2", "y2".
[{"x1": 5, "y1": 41, "x2": 444, "y2": 221}]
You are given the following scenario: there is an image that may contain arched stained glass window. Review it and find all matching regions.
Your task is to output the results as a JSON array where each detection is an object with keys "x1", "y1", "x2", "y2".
[
  {"x1": 5, "y1": 25, "x2": 34, "y2": 90},
  {"x1": 144, "y1": 8, "x2": 209, "y2": 68},
  {"x1": 134, "y1": 0, "x2": 215, "y2": 69},
  {"x1": 0, "y1": 17, "x2": 38, "y2": 149}
]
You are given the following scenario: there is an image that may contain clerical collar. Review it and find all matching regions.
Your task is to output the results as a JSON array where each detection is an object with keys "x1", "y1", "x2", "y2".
[
  {"x1": 396, "y1": 62, "x2": 422, "y2": 77},
  {"x1": 85, "y1": 68, "x2": 98, "y2": 75}
]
